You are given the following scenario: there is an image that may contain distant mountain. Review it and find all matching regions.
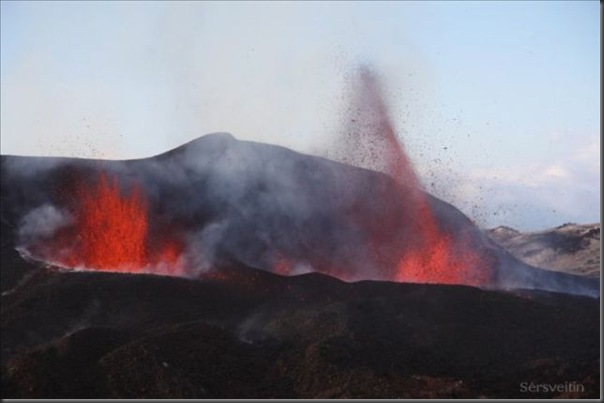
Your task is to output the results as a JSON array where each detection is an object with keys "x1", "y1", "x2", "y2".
[{"x1": 487, "y1": 223, "x2": 600, "y2": 278}]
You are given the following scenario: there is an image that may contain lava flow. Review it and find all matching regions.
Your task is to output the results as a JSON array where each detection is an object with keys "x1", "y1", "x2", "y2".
[
  {"x1": 48, "y1": 171, "x2": 184, "y2": 274},
  {"x1": 347, "y1": 67, "x2": 493, "y2": 286}
]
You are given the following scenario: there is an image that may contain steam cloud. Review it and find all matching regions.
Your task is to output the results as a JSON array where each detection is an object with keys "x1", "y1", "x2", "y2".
[{"x1": 18, "y1": 204, "x2": 72, "y2": 243}]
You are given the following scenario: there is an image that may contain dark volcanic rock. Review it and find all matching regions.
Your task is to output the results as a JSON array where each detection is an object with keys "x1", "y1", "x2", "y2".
[
  {"x1": 1, "y1": 219, "x2": 42, "y2": 293},
  {"x1": 1, "y1": 263, "x2": 600, "y2": 398}
]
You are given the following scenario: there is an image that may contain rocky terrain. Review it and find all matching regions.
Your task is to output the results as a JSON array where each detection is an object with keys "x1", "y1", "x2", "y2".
[
  {"x1": 1, "y1": 247, "x2": 600, "y2": 399},
  {"x1": 487, "y1": 223, "x2": 600, "y2": 278}
]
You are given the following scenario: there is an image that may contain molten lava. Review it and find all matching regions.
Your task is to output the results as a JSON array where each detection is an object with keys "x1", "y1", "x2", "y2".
[
  {"x1": 394, "y1": 202, "x2": 490, "y2": 286},
  {"x1": 345, "y1": 66, "x2": 493, "y2": 286},
  {"x1": 50, "y1": 171, "x2": 184, "y2": 274}
]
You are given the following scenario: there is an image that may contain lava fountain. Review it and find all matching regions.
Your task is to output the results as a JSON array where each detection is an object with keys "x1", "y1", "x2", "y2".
[
  {"x1": 41, "y1": 170, "x2": 185, "y2": 275},
  {"x1": 342, "y1": 66, "x2": 493, "y2": 287}
]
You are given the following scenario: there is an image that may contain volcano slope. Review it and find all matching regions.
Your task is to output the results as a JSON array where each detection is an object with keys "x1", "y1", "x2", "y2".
[{"x1": 0, "y1": 133, "x2": 600, "y2": 398}]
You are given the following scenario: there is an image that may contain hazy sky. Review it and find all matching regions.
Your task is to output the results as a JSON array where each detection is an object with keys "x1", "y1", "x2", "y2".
[{"x1": 1, "y1": 1, "x2": 600, "y2": 230}]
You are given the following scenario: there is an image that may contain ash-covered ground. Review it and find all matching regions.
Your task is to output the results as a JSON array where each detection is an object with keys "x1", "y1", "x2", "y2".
[{"x1": 1, "y1": 233, "x2": 600, "y2": 398}]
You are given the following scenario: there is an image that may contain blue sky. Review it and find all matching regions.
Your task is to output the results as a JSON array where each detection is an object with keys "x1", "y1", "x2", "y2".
[{"x1": 0, "y1": 1, "x2": 599, "y2": 230}]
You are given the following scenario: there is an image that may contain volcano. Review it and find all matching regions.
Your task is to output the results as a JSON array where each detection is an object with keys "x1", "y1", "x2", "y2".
[
  {"x1": 0, "y1": 134, "x2": 600, "y2": 398},
  {"x1": 0, "y1": 133, "x2": 598, "y2": 297}
]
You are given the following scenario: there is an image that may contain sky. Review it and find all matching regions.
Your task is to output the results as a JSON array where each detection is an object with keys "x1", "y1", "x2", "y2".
[{"x1": 0, "y1": 1, "x2": 600, "y2": 231}]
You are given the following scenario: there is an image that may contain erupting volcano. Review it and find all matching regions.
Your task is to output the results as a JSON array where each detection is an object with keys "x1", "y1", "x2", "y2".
[
  {"x1": 2, "y1": 67, "x2": 597, "y2": 298},
  {"x1": 7, "y1": 67, "x2": 494, "y2": 287},
  {"x1": 40, "y1": 170, "x2": 185, "y2": 275}
]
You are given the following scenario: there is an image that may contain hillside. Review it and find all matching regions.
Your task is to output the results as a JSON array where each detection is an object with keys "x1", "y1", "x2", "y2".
[{"x1": 487, "y1": 223, "x2": 600, "y2": 278}]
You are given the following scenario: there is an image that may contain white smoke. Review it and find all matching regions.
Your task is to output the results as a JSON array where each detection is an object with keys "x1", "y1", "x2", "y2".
[
  {"x1": 18, "y1": 204, "x2": 72, "y2": 243},
  {"x1": 187, "y1": 220, "x2": 230, "y2": 277}
]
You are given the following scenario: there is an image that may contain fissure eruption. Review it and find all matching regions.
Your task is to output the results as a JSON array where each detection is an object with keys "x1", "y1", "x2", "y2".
[
  {"x1": 38, "y1": 171, "x2": 185, "y2": 275},
  {"x1": 343, "y1": 67, "x2": 493, "y2": 286},
  {"x1": 20, "y1": 66, "x2": 496, "y2": 288}
]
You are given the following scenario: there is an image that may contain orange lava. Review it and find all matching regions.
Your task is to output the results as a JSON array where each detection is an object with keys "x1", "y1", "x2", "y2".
[
  {"x1": 348, "y1": 67, "x2": 493, "y2": 287},
  {"x1": 394, "y1": 202, "x2": 489, "y2": 286},
  {"x1": 55, "y1": 171, "x2": 184, "y2": 274}
]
